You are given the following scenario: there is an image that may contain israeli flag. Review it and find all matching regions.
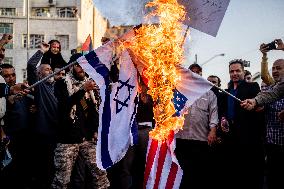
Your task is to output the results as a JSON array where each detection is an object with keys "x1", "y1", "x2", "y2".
[{"x1": 77, "y1": 43, "x2": 138, "y2": 170}]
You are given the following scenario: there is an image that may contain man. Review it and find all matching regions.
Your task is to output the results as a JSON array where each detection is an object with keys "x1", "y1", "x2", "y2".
[
  {"x1": 0, "y1": 64, "x2": 34, "y2": 188},
  {"x1": 54, "y1": 66, "x2": 66, "y2": 81},
  {"x1": 176, "y1": 64, "x2": 218, "y2": 189},
  {"x1": 244, "y1": 70, "x2": 253, "y2": 82},
  {"x1": 242, "y1": 39, "x2": 284, "y2": 108},
  {"x1": 52, "y1": 54, "x2": 109, "y2": 189},
  {"x1": 0, "y1": 34, "x2": 12, "y2": 64},
  {"x1": 27, "y1": 42, "x2": 59, "y2": 189},
  {"x1": 207, "y1": 75, "x2": 229, "y2": 189},
  {"x1": 224, "y1": 59, "x2": 265, "y2": 189},
  {"x1": 207, "y1": 75, "x2": 226, "y2": 120},
  {"x1": 248, "y1": 43, "x2": 284, "y2": 189}
]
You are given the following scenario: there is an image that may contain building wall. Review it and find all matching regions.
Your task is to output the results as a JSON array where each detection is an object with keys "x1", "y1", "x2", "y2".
[
  {"x1": 93, "y1": 6, "x2": 108, "y2": 48},
  {"x1": 0, "y1": 0, "x2": 108, "y2": 82},
  {"x1": 77, "y1": 0, "x2": 94, "y2": 47}
]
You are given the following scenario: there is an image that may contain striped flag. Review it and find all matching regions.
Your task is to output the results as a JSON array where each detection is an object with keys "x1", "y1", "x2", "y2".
[
  {"x1": 77, "y1": 30, "x2": 213, "y2": 189},
  {"x1": 143, "y1": 66, "x2": 212, "y2": 189},
  {"x1": 77, "y1": 42, "x2": 139, "y2": 170},
  {"x1": 144, "y1": 131, "x2": 182, "y2": 189},
  {"x1": 81, "y1": 34, "x2": 93, "y2": 53}
]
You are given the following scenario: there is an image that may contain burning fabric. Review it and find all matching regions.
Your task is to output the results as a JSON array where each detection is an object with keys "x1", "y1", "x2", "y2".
[{"x1": 77, "y1": 0, "x2": 212, "y2": 188}]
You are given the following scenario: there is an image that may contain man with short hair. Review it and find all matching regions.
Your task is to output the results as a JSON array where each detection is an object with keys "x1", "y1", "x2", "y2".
[
  {"x1": 244, "y1": 70, "x2": 253, "y2": 82},
  {"x1": 176, "y1": 64, "x2": 218, "y2": 189},
  {"x1": 224, "y1": 59, "x2": 265, "y2": 189},
  {"x1": 0, "y1": 64, "x2": 34, "y2": 188},
  {"x1": 27, "y1": 42, "x2": 59, "y2": 189},
  {"x1": 256, "y1": 43, "x2": 284, "y2": 189},
  {"x1": 52, "y1": 54, "x2": 109, "y2": 189},
  {"x1": 0, "y1": 64, "x2": 16, "y2": 87}
]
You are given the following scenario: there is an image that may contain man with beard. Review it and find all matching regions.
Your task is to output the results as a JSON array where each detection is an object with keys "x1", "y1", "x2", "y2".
[
  {"x1": 27, "y1": 42, "x2": 58, "y2": 189},
  {"x1": 0, "y1": 64, "x2": 34, "y2": 188},
  {"x1": 224, "y1": 59, "x2": 265, "y2": 189},
  {"x1": 51, "y1": 53, "x2": 109, "y2": 189}
]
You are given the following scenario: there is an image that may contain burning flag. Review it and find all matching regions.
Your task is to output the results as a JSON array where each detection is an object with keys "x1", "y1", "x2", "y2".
[
  {"x1": 76, "y1": 0, "x2": 213, "y2": 188},
  {"x1": 77, "y1": 42, "x2": 139, "y2": 170},
  {"x1": 125, "y1": 0, "x2": 212, "y2": 188}
]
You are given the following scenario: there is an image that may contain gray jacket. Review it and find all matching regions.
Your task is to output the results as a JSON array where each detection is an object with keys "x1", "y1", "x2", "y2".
[
  {"x1": 176, "y1": 90, "x2": 218, "y2": 142},
  {"x1": 255, "y1": 81, "x2": 284, "y2": 106}
]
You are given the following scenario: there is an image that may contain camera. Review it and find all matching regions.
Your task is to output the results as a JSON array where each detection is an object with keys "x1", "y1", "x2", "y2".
[{"x1": 265, "y1": 40, "x2": 277, "y2": 50}]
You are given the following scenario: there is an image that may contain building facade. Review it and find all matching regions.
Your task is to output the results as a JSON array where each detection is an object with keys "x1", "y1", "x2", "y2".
[{"x1": 0, "y1": 0, "x2": 108, "y2": 82}]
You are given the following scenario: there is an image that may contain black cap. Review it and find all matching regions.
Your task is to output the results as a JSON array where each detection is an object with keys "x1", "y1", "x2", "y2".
[
  {"x1": 188, "y1": 63, "x2": 202, "y2": 72},
  {"x1": 68, "y1": 53, "x2": 83, "y2": 64}
]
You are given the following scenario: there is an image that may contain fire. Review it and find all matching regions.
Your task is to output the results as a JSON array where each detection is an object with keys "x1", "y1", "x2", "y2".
[{"x1": 126, "y1": 0, "x2": 188, "y2": 141}]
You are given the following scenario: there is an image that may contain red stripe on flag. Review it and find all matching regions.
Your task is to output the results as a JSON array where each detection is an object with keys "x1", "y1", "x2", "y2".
[
  {"x1": 168, "y1": 130, "x2": 174, "y2": 144},
  {"x1": 165, "y1": 162, "x2": 179, "y2": 189},
  {"x1": 144, "y1": 139, "x2": 158, "y2": 188},
  {"x1": 153, "y1": 141, "x2": 168, "y2": 189}
]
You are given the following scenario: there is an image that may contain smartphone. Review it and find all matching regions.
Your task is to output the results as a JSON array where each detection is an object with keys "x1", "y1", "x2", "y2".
[{"x1": 265, "y1": 41, "x2": 277, "y2": 50}]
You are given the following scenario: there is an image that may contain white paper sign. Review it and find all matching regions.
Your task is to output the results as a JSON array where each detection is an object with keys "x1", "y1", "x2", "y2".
[
  {"x1": 93, "y1": 0, "x2": 230, "y2": 37},
  {"x1": 179, "y1": 0, "x2": 230, "y2": 37}
]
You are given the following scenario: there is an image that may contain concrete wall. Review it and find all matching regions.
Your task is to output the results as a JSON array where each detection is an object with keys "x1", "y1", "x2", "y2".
[{"x1": 0, "y1": 0, "x2": 108, "y2": 82}]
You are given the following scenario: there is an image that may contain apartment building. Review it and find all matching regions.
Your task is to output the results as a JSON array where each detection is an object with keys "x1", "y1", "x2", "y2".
[{"x1": 0, "y1": 0, "x2": 108, "y2": 82}]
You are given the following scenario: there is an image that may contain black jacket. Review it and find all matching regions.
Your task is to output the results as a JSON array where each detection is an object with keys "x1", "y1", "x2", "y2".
[
  {"x1": 55, "y1": 79, "x2": 100, "y2": 144},
  {"x1": 225, "y1": 81, "x2": 265, "y2": 145}
]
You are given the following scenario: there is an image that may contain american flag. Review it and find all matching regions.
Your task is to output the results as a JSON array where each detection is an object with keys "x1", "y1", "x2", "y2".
[
  {"x1": 143, "y1": 66, "x2": 212, "y2": 189},
  {"x1": 144, "y1": 131, "x2": 182, "y2": 189}
]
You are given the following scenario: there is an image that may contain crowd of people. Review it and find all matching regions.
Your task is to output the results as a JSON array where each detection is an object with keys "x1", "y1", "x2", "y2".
[{"x1": 0, "y1": 32, "x2": 283, "y2": 189}]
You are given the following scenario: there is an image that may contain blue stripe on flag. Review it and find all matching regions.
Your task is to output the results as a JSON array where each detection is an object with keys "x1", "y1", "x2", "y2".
[
  {"x1": 130, "y1": 95, "x2": 139, "y2": 145},
  {"x1": 85, "y1": 51, "x2": 113, "y2": 169}
]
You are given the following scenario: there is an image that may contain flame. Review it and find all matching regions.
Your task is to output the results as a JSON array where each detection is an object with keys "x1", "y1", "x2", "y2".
[{"x1": 127, "y1": 0, "x2": 188, "y2": 141}]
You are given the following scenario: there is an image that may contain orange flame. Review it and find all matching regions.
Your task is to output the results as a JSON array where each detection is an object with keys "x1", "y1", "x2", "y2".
[{"x1": 128, "y1": 0, "x2": 188, "y2": 141}]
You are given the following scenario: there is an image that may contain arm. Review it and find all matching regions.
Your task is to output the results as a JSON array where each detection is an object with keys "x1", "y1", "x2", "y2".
[
  {"x1": 255, "y1": 81, "x2": 284, "y2": 105},
  {"x1": 27, "y1": 50, "x2": 43, "y2": 85},
  {"x1": 0, "y1": 34, "x2": 12, "y2": 49},
  {"x1": 208, "y1": 91, "x2": 218, "y2": 145},
  {"x1": 27, "y1": 43, "x2": 49, "y2": 85},
  {"x1": 260, "y1": 43, "x2": 275, "y2": 85}
]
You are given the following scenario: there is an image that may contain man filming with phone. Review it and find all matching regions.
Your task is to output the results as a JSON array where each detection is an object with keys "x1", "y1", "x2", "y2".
[
  {"x1": 260, "y1": 39, "x2": 284, "y2": 86},
  {"x1": 246, "y1": 39, "x2": 284, "y2": 189}
]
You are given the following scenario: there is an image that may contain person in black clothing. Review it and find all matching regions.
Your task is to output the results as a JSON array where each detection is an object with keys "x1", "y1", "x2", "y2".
[
  {"x1": 51, "y1": 54, "x2": 109, "y2": 189},
  {"x1": 41, "y1": 40, "x2": 67, "y2": 70},
  {"x1": 26, "y1": 42, "x2": 59, "y2": 189},
  {"x1": 0, "y1": 64, "x2": 34, "y2": 188},
  {"x1": 223, "y1": 59, "x2": 265, "y2": 189},
  {"x1": 107, "y1": 77, "x2": 154, "y2": 189}
]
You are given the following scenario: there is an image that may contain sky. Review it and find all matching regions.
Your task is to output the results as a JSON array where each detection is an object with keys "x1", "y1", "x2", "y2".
[{"x1": 94, "y1": 0, "x2": 284, "y2": 88}]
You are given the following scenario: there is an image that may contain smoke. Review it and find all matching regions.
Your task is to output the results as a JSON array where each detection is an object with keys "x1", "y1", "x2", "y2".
[{"x1": 93, "y1": 0, "x2": 150, "y2": 26}]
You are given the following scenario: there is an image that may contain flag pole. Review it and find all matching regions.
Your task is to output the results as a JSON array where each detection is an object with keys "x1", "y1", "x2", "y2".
[
  {"x1": 209, "y1": 83, "x2": 242, "y2": 102},
  {"x1": 25, "y1": 60, "x2": 77, "y2": 91},
  {"x1": 181, "y1": 25, "x2": 190, "y2": 45}
]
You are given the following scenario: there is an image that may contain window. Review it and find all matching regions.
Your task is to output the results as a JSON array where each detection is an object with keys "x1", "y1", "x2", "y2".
[
  {"x1": 0, "y1": 8, "x2": 16, "y2": 16},
  {"x1": 22, "y1": 34, "x2": 44, "y2": 49},
  {"x1": 32, "y1": 8, "x2": 50, "y2": 17},
  {"x1": 55, "y1": 35, "x2": 69, "y2": 50},
  {"x1": 3, "y1": 57, "x2": 13, "y2": 65},
  {"x1": 0, "y1": 23, "x2": 13, "y2": 49},
  {"x1": 56, "y1": 7, "x2": 76, "y2": 18},
  {"x1": 22, "y1": 69, "x2": 27, "y2": 81}
]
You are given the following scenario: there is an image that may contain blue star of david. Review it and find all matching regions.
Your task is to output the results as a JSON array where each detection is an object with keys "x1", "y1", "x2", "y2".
[{"x1": 113, "y1": 78, "x2": 135, "y2": 114}]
